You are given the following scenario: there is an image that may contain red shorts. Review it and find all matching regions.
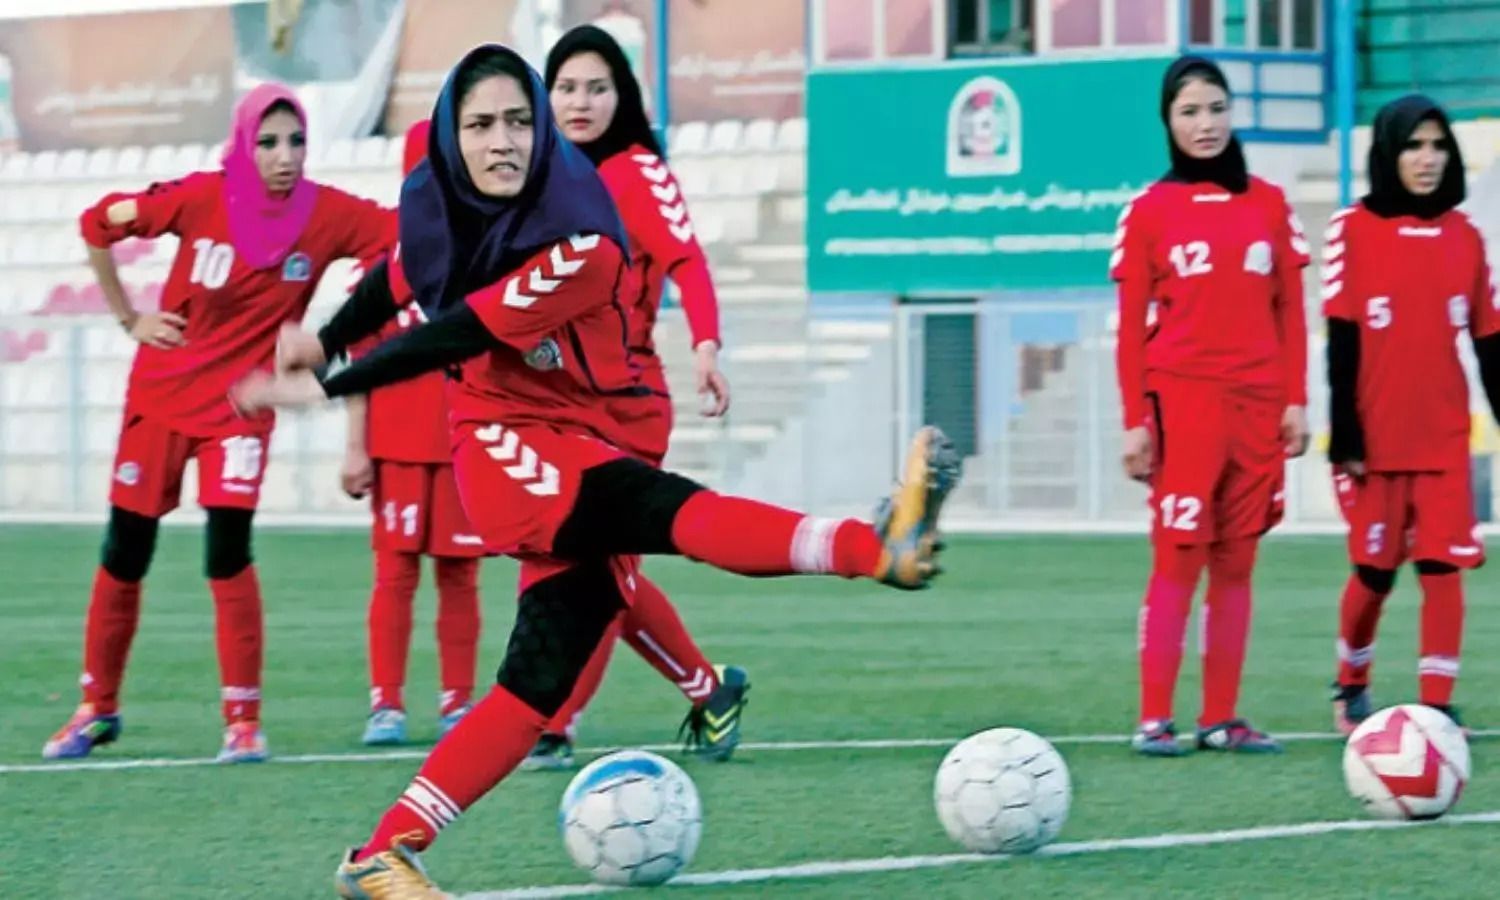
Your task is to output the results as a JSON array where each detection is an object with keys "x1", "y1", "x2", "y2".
[
  {"x1": 1335, "y1": 468, "x2": 1484, "y2": 569},
  {"x1": 1147, "y1": 376, "x2": 1285, "y2": 545},
  {"x1": 605, "y1": 392, "x2": 672, "y2": 468},
  {"x1": 370, "y1": 461, "x2": 485, "y2": 558},
  {"x1": 109, "y1": 413, "x2": 269, "y2": 517},
  {"x1": 451, "y1": 421, "x2": 624, "y2": 559}
]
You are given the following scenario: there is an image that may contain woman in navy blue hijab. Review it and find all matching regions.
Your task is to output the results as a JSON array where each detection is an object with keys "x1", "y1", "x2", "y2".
[
  {"x1": 399, "y1": 44, "x2": 625, "y2": 316},
  {"x1": 237, "y1": 45, "x2": 957, "y2": 897},
  {"x1": 259, "y1": 42, "x2": 627, "y2": 374}
]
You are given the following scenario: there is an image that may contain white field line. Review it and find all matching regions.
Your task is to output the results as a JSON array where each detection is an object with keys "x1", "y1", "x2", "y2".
[
  {"x1": 4, "y1": 729, "x2": 1496, "y2": 776},
  {"x1": 464, "y1": 811, "x2": 1500, "y2": 899}
]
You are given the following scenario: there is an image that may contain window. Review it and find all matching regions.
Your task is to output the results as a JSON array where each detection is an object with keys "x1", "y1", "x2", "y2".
[
  {"x1": 1257, "y1": 0, "x2": 1280, "y2": 48},
  {"x1": 1034, "y1": 0, "x2": 1173, "y2": 53},
  {"x1": 1115, "y1": 0, "x2": 1167, "y2": 45},
  {"x1": 1187, "y1": 0, "x2": 1320, "y2": 50},
  {"x1": 824, "y1": 0, "x2": 875, "y2": 61},
  {"x1": 1291, "y1": 0, "x2": 1317, "y2": 49},
  {"x1": 889, "y1": 0, "x2": 937, "y2": 56},
  {"x1": 1188, "y1": 0, "x2": 1214, "y2": 43},
  {"x1": 815, "y1": 0, "x2": 943, "y2": 64},
  {"x1": 1223, "y1": 0, "x2": 1247, "y2": 45},
  {"x1": 1051, "y1": 0, "x2": 1102, "y2": 49},
  {"x1": 950, "y1": 0, "x2": 1033, "y2": 55}
]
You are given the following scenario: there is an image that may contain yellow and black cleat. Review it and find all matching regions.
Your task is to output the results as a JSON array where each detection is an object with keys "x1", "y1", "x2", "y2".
[
  {"x1": 334, "y1": 835, "x2": 448, "y2": 900},
  {"x1": 680, "y1": 664, "x2": 750, "y2": 762},
  {"x1": 874, "y1": 426, "x2": 961, "y2": 590}
]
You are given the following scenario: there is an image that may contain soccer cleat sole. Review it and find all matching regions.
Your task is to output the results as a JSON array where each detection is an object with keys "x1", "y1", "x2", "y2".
[{"x1": 877, "y1": 427, "x2": 962, "y2": 589}]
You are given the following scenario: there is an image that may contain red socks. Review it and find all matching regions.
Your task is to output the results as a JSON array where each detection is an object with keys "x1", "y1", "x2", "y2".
[
  {"x1": 1336, "y1": 566, "x2": 1463, "y2": 706},
  {"x1": 1137, "y1": 542, "x2": 1206, "y2": 724},
  {"x1": 670, "y1": 491, "x2": 881, "y2": 578},
  {"x1": 1138, "y1": 539, "x2": 1263, "y2": 727},
  {"x1": 1199, "y1": 538, "x2": 1257, "y2": 726},
  {"x1": 86, "y1": 564, "x2": 264, "y2": 724},
  {"x1": 368, "y1": 550, "x2": 420, "y2": 712},
  {"x1": 358, "y1": 686, "x2": 545, "y2": 860},
  {"x1": 622, "y1": 575, "x2": 719, "y2": 704},
  {"x1": 80, "y1": 568, "x2": 143, "y2": 715},
  {"x1": 1336, "y1": 574, "x2": 1388, "y2": 687},
  {"x1": 210, "y1": 566, "x2": 263, "y2": 724},
  {"x1": 434, "y1": 557, "x2": 481, "y2": 716},
  {"x1": 368, "y1": 553, "x2": 482, "y2": 715},
  {"x1": 1418, "y1": 571, "x2": 1463, "y2": 706}
]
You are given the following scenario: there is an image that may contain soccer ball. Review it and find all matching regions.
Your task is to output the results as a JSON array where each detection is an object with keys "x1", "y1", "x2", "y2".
[
  {"x1": 1343, "y1": 704, "x2": 1470, "y2": 821},
  {"x1": 559, "y1": 750, "x2": 702, "y2": 886},
  {"x1": 934, "y1": 727, "x2": 1071, "y2": 854}
]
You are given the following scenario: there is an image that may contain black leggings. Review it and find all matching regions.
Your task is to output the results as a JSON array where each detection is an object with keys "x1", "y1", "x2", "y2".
[
  {"x1": 550, "y1": 457, "x2": 705, "y2": 559},
  {"x1": 493, "y1": 458, "x2": 707, "y2": 716},
  {"x1": 495, "y1": 560, "x2": 627, "y2": 716}
]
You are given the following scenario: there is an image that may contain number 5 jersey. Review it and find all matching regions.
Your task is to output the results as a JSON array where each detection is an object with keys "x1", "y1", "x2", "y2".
[{"x1": 1322, "y1": 202, "x2": 1498, "y2": 472}]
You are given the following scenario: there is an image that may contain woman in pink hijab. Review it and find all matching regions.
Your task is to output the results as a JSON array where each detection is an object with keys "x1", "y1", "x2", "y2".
[{"x1": 42, "y1": 83, "x2": 395, "y2": 765}]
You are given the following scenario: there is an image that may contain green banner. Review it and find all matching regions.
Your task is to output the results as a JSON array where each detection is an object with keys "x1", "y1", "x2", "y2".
[{"x1": 807, "y1": 56, "x2": 1173, "y2": 294}]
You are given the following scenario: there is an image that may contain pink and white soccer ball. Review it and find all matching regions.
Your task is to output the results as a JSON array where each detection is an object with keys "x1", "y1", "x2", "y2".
[
  {"x1": 1343, "y1": 704, "x2": 1470, "y2": 820},
  {"x1": 934, "y1": 727, "x2": 1071, "y2": 854}
]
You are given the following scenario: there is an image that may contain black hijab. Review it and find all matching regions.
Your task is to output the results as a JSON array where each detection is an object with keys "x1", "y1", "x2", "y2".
[
  {"x1": 1160, "y1": 55, "x2": 1249, "y2": 194},
  {"x1": 1364, "y1": 94, "x2": 1465, "y2": 220},
  {"x1": 544, "y1": 25, "x2": 663, "y2": 166}
]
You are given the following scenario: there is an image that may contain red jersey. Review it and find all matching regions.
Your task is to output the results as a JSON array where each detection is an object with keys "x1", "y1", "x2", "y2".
[
  {"x1": 1112, "y1": 176, "x2": 1310, "y2": 429},
  {"x1": 82, "y1": 172, "x2": 394, "y2": 436},
  {"x1": 598, "y1": 146, "x2": 720, "y2": 389},
  {"x1": 389, "y1": 234, "x2": 650, "y2": 452},
  {"x1": 1321, "y1": 203, "x2": 1498, "y2": 472},
  {"x1": 355, "y1": 286, "x2": 452, "y2": 464}
]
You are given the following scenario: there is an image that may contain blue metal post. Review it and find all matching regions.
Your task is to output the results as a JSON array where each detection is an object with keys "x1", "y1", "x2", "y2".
[
  {"x1": 1333, "y1": 0, "x2": 1356, "y2": 206},
  {"x1": 653, "y1": 0, "x2": 670, "y2": 149}
]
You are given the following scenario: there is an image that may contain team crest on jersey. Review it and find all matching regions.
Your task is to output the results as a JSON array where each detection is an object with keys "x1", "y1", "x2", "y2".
[
  {"x1": 524, "y1": 338, "x2": 563, "y2": 371},
  {"x1": 946, "y1": 76, "x2": 1021, "y2": 177},
  {"x1": 1243, "y1": 241, "x2": 1273, "y2": 275},
  {"x1": 282, "y1": 252, "x2": 312, "y2": 282},
  {"x1": 1449, "y1": 295, "x2": 1470, "y2": 328}
]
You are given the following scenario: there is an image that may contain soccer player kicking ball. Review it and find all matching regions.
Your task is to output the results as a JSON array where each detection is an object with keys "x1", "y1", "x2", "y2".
[
  {"x1": 342, "y1": 119, "x2": 485, "y2": 746},
  {"x1": 1113, "y1": 56, "x2": 1311, "y2": 757},
  {"x1": 42, "y1": 84, "x2": 394, "y2": 763},
  {"x1": 1326, "y1": 95, "x2": 1498, "y2": 735},
  {"x1": 230, "y1": 45, "x2": 957, "y2": 898}
]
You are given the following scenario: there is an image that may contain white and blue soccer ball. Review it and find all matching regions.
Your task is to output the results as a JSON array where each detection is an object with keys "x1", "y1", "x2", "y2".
[
  {"x1": 934, "y1": 727, "x2": 1071, "y2": 854},
  {"x1": 559, "y1": 749, "x2": 702, "y2": 886}
]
